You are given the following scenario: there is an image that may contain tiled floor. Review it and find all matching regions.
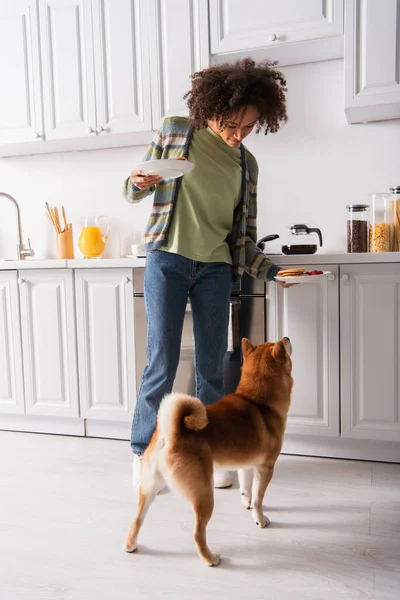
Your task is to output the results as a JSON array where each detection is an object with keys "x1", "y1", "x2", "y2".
[{"x1": 0, "y1": 431, "x2": 399, "y2": 599}]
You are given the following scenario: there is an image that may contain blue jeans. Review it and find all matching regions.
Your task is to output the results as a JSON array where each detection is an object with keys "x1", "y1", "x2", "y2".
[{"x1": 130, "y1": 250, "x2": 232, "y2": 455}]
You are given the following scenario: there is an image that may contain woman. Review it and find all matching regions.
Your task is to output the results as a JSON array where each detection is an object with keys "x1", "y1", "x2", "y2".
[{"x1": 123, "y1": 58, "x2": 289, "y2": 489}]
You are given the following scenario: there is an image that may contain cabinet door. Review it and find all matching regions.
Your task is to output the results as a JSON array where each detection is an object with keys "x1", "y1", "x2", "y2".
[
  {"x1": 0, "y1": 272, "x2": 24, "y2": 414},
  {"x1": 39, "y1": 0, "x2": 96, "y2": 140},
  {"x1": 75, "y1": 269, "x2": 136, "y2": 421},
  {"x1": 0, "y1": 0, "x2": 43, "y2": 144},
  {"x1": 345, "y1": 0, "x2": 400, "y2": 124},
  {"x1": 19, "y1": 269, "x2": 79, "y2": 417},
  {"x1": 209, "y1": 0, "x2": 343, "y2": 63},
  {"x1": 267, "y1": 266, "x2": 339, "y2": 436},
  {"x1": 340, "y1": 264, "x2": 400, "y2": 442},
  {"x1": 149, "y1": 0, "x2": 209, "y2": 126},
  {"x1": 92, "y1": 0, "x2": 152, "y2": 134}
]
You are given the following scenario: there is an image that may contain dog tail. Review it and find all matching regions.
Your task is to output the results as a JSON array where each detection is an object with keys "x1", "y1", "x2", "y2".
[{"x1": 157, "y1": 393, "x2": 208, "y2": 442}]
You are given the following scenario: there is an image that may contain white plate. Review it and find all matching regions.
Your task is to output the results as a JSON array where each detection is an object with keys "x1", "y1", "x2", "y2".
[
  {"x1": 275, "y1": 271, "x2": 331, "y2": 284},
  {"x1": 134, "y1": 159, "x2": 194, "y2": 179}
]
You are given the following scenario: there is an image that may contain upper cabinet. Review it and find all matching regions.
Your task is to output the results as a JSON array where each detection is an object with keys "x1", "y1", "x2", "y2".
[
  {"x1": 148, "y1": 0, "x2": 209, "y2": 126},
  {"x1": 39, "y1": 0, "x2": 96, "y2": 142},
  {"x1": 344, "y1": 0, "x2": 400, "y2": 124},
  {"x1": 0, "y1": 0, "x2": 209, "y2": 156},
  {"x1": 0, "y1": 1, "x2": 44, "y2": 146},
  {"x1": 39, "y1": 0, "x2": 152, "y2": 149},
  {"x1": 209, "y1": 0, "x2": 344, "y2": 66}
]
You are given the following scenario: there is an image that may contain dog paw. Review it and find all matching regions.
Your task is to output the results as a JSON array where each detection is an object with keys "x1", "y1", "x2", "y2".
[
  {"x1": 207, "y1": 553, "x2": 221, "y2": 567},
  {"x1": 241, "y1": 493, "x2": 251, "y2": 510},
  {"x1": 256, "y1": 515, "x2": 270, "y2": 529},
  {"x1": 124, "y1": 539, "x2": 138, "y2": 553}
]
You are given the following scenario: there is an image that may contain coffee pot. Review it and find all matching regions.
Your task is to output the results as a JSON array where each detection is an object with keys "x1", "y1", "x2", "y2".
[{"x1": 282, "y1": 224, "x2": 323, "y2": 255}]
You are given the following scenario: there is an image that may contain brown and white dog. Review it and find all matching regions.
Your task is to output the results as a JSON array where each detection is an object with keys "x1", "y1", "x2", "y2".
[{"x1": 124, "y1": 337, "x2": 293, "y2": 566}]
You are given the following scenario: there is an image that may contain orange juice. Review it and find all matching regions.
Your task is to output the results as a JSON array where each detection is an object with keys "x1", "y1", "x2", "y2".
[{"x1": 78, "y1": 226, "x2": 106, "y2": 258}]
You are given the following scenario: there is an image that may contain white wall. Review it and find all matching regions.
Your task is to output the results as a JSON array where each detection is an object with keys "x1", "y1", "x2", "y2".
[{"x1": 1, "y1": 58, "x2": 400, "y2": 260}]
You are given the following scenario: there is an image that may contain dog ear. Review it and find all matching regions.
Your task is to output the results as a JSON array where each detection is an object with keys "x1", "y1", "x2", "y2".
[
  {"x1": 272, "y1": 340, "x2": 287, "y2": 360},
  {"x1": 242, "y1": 338, "x2": 255, "y2": 357}
]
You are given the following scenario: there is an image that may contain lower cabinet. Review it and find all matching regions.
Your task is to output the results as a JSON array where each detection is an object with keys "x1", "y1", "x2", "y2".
[
  {"x1": 267, "y1": 265, "x2": 340, "y2": 437},
  {"x1": 0, "y1": 271, "x2": 24, "y2": 414},
  {"x1": 74, "y1": 269, "x2": 136, "y2": 422},
  {"x1": 268, "y1": 262, "x2": 400, "y2": 448},
  {"x1": 18, "y1": 269, "x2": 79, "y2": 417},
  {"x1": 1, "y1": 263, "x2": 399, "y2": 456},
  {"x1": 340, "y1": 263, "x2": 400, "y2": 442}
]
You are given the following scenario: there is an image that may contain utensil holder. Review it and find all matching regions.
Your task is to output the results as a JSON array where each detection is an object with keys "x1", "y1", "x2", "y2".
[{"x1": 56, "y1": 226, "x2": 74, "y2": 259}]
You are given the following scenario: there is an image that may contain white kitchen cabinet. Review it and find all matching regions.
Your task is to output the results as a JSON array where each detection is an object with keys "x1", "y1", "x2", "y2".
[
  {"x1": 209, "y1": 0, "x2": 344, "y2": 67},
  {"x1": 149, "y1": 0, "x2": 209, "y2": 125},
  {"x1": 0, "y1": 1, "x2": 44, "y2": 148},
  {"x1": 340, "y1": 263, "x2": 400, "y2": 442},
  {"x1": 18, "y1": 269, "x2": 79, "y2": 417},
  {"x1": 39, "y1": 0, "x2": 152, "y2": 145},
  {"x1": 267, "y1": 265, "x2": 340, "y2": 437},
  {"x1": 344, "y1": 0, "x2": 400, "y2": 124},
  {"x1": 39, "y1": 0, "x2": 96, "y2": 142},
  {"x1": 0, "y1": 272, "x2": 24, "y2": 415},
  {"x1": 92, "y1": 0, "x2": 152, "y2": 136},
  {"x1": 74, "y1": 269, "x2": 136, "y2": 422}
]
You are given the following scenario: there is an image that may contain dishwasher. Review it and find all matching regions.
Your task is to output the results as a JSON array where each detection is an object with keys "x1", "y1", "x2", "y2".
[{"x1": 133, "y1": 268, "x2": 266, "y2": 397}]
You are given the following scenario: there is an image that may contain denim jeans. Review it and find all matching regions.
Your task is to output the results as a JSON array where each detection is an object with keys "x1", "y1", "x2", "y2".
[{"x1": 130, "y1": 250, "x2": 232, "y2": 455}]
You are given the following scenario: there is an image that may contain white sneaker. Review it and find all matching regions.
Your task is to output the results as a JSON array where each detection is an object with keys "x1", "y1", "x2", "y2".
[
  {"x1": 214, "y1": 470, "x2": 233, "y2": 488},
  {"x1": 132, "y1": 454, "x2": 142, "y2": 491},
  {"x1": 132, "y1": 454, "x2": 167, "y2": 494}
]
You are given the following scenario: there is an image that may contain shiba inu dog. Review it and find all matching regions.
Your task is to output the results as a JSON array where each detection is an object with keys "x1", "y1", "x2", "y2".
[{"x1": 124, "y1": 337, "x2": 293, "y2": 566}]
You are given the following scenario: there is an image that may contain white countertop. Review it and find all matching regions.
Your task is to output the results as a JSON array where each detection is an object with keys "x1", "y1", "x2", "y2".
[
  {"x1": 67, "y1": 257, "x2": 146, "y2": 268},
  {"x1": 0, "y1": 257, "x2": 146, "y2": 270},
  {"x1": 0, "y1": 259, "x2": 68, "y2": 270},
  {"x1": 1, "y1": 253, "x2": 400, "y2": 270},
  {"x1": 265, "y1": 252, "x2": 400, "y2": 265}
]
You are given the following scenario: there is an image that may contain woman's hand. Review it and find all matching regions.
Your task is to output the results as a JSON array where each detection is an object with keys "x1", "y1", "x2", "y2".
[
  {"x1": 130, "y1": 170, "x2": 163, "y2": 190},
  {"x1": 274, "y1": 278, "x2": 297, "y2": 289}
]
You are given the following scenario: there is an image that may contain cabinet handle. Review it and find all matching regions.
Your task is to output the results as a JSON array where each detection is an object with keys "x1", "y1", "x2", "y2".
[
  {"x1": 122, "y1": 277, "x2": 130, "y2": 284},
  {"x1": 268, "y1": 33, "x2": 277, "y2": 42},
  {"x1": 34, "y1": 133, "x2": 42, "y2": 139},
  {"x1": 341, "y1": 274, "x2": 349, "y2": 281},
  {"x1": 328, "y1": 273, "x2": 336, "y2": 281},
  {"x1": 18, "y1": 278, "x2": 26, "y2": 284},
  {"x1": 96, "y1": 126, "x2": 105, "y2": 134}
]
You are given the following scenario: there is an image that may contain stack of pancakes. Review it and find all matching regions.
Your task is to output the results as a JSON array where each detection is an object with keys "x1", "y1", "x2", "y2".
[{"x1": 277, "y1": 268, "x2": 307, "y2": 278}]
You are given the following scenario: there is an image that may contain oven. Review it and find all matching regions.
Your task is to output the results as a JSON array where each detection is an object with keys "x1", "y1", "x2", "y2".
[{"x1": 133, "y1": 268, "x2": 266, "y2": 396}]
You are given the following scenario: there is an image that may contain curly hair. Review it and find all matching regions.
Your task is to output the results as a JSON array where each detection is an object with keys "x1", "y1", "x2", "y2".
[{"x1": 184, "y1": 58, "x2": 288, "y2": 135}]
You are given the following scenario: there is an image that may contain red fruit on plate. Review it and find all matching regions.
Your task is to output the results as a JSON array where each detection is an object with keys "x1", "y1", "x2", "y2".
[{"x1": 309, "y1": 270, "x2": 324, "y2": 276}]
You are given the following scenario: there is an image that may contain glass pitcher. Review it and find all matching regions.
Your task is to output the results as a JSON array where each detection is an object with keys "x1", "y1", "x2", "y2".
[{"x1": 78, "y1": 216, "x2": 110, "y2": 258}]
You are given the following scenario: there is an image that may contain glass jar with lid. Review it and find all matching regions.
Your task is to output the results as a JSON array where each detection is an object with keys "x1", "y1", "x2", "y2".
[
  {"x1": 368, "y1": 193, "x2": 392, "y2": 252},
  {"x1": 390, "y1": 186, "x2": 400, "y2": 251},
  {"x1": 346, "y1": 204, "x2": 369, "y2": 253}
]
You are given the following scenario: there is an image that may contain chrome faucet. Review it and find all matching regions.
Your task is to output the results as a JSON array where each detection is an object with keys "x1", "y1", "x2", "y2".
[{"x1": 0, "y1": 192, "x2": 35, "y2": 259}]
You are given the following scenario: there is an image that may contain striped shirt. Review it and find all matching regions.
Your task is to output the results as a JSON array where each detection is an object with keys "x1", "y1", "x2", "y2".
[{"x1": 123, "y1": 116, "x2": 280, "y2": 281}]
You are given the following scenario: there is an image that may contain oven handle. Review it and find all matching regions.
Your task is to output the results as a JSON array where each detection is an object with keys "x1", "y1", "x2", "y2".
[{"x1": 227, "y1": 298, "x2": 241, "y2": 352}]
